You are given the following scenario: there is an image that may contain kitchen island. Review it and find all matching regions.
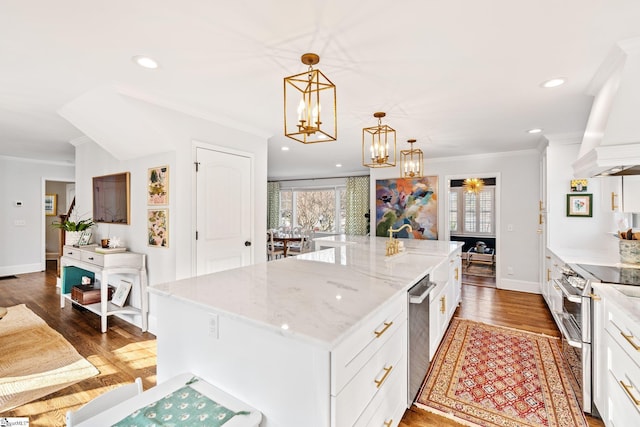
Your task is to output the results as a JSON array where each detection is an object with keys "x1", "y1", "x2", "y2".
[{"x1": 149, "y1": 236, "x2": 461, "y2": 427}]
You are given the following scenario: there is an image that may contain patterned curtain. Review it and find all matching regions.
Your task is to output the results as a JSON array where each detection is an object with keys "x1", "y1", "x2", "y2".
[
  {"x1": 345, "y1": 176, "x2": 370, "y2": 235},
  {"x1": 267, "y1": 181, "x2": 280, "y2": 230}
]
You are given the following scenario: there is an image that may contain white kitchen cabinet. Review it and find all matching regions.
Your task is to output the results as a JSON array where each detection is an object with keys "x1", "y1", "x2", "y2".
[
  {"x1": 428, "y1": 250, "x2": 460, "y2": 360},
  {"x1": 542, "y1": 249, "x2": 562, "y2": 312},
  {"x1": 590, "y1": 285, "x2": 607, "y2": 420},
  {"x1": 599, "y1": 175, "x2": 640, "y2": 213}
]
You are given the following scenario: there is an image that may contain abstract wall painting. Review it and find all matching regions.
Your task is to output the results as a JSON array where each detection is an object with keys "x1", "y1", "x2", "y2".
[
  {"x1": 148, "y1": 209, "x2": 169, "y2": 248},
  {"x1": 148, "y1": 166, "x2": 169, "y2": 205},
  {"x1": 375, "y1": 176, "x2": 438, "y2": 239}
]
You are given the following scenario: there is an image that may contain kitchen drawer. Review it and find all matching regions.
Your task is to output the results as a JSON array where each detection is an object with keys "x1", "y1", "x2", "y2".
[
  {"x1": 331, "y1": 293, "x2": 406, "y2": 396},
  {"x1": 353, "y1": 354, "x2": 406, "y2": 427},
  {"x1": 332, "y1": 320, "x2": 405, "y2": 427},
  {"x1": 62, "y1": 245, "x2": 82, "y2": 261},
  {"x1": 81, "y1": 250, "x2": 104, "y2": 266},
  {"x1": 606, "y1": 331, "x2": 640, "y2": 424},
  {"x1": 605, "y1": 299, "x2": 640, "y2": 363}
]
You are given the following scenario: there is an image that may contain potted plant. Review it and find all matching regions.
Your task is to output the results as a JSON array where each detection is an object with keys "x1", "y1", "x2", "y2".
[{"x1": 51, "y1": 216, "x2": 95, "y2": 245}]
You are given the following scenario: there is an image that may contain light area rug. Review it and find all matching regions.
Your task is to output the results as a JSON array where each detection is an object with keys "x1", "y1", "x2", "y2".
[
  {"x1": 463, "y1": 264, "x2": 496, "y2": 278},
  {"x1": 0, "y1": 304, "x2": 99, "y2": 412},
  {"x1": 417, "y1": 318, "x2": 587, "y2": 427}
]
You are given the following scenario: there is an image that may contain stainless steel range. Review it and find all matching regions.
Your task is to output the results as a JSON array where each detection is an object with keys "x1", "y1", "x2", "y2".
[{"x1": 557, "y1": 262, "x2": 640, "y2": 415}]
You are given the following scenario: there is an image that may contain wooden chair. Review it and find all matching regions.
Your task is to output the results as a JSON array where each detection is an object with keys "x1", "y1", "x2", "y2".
[
  {"x1": 287, "y1": 228, "x2": 313, "y2": 256},
  {"x1": 267, "y1": 230, "x2": 284, "y2": 261},
  {"x1": 66, "y1": 378, "x2": 143, "y2": 426}
]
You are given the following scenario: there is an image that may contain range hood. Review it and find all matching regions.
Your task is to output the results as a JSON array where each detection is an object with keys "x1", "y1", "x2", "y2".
[{"x1": 573, "y1": 37, "x2": 640, "y2": 177}]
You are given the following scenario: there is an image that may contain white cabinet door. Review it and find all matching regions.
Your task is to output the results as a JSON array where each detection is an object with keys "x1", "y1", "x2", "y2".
[
  {"x1": 623, "y1": 176, "x2": 640, "y2": 213},
  {"x1": 591, "y1": 286, "x2": 607, "y2": 420},
  {"x1": 600, "y1": 176, "x2": 623, "y2": 213}
]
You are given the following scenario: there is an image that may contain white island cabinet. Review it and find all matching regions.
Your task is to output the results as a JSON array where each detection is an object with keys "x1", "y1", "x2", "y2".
[{"x1": 150, "y1": 237, "x2": 461, "y2": 427}]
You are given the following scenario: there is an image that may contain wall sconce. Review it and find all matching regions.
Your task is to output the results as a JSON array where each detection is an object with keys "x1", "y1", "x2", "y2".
[
  {"x1": 284, "y1": 53, "x2": 337, "y2": 144},
  {"x1": 362, "y1": 112, "x2": 396, "y2": 168},
  {"x1": 400, "y1": 139, "x2": 423, "y2": 178}
]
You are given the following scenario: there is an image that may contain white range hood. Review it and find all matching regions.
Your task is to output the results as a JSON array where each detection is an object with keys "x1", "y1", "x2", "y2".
[{"x1": 573, "y1": 37, "x2": 640, "y2": 177}]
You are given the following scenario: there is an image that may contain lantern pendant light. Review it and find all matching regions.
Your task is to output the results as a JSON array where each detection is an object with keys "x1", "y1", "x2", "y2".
[
  {"x1": 362, "y1": 112, "x2": 396, "y2": 168},
  {"x1": 284, "y1": 53, "x2": 337, "y2": 143},
  {"x1": 400, "y1": 139, "x2": 424, "y2": 178}
]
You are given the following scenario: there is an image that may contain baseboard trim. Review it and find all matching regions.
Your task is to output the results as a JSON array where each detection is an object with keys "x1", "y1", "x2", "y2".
[
  {"x1": 0, "y1": 263, "x2": 42, "y2": 277},
  {"x1": 498, "y1": 278, "x2": 540, "y2": 294}
]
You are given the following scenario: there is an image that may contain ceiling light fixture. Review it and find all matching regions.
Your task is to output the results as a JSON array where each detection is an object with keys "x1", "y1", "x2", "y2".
[
  {"x1": 335, "y1": 163, "x2": 342, "y2": 168},
  {"x1": 281, "y1": 146, "x2": 290, "y2": 151},
  {"x1": 463, "y1": 178, "x2": 485, "y2": 194},
  {"x1": 132, "y1": 55, "x2": 159, "y2": 69},
  {"x1": 400, "y1": 139, "x2": 423, "y2": 178},
  {"x1": 528, "y1": 128, "x2": 543, "y2": 134},
  {"x1": 284, "y1": 53, "x2": 337, "y2": 144},
  {"x1": 362, "y1": 112, "x2": 396, "y2": 168},
  {"x1": 541, "y1": 78, "x2": 566, "y2": 88}
]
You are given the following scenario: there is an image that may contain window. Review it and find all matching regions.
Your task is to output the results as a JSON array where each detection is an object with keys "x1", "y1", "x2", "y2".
[
  {"x1": 449, "y1": 186, "x2": 495, "y2": 236},
  {"x1": 279, "y1": 186, "x2": 346, "y2": 233}
]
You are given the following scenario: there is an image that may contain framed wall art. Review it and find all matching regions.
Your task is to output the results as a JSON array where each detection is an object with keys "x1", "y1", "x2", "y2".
[
  {"x1": 44, "y1": 194, "x2": 57, "y2": 216},
  {"x1": 570, "y1": 179, "x2": 588, "y2": 192},
  {"x1": 566, "y1": 193, "x2": 593, "y2": 217},
  {"x1": 375, "y1": 176, "x2": 438, "y2": 239},
  {"x1": 93, "y1": 172, "x2": 130, "y2": 224},
  {"x1": 148, "y1": 209, "x2": 169, "y2": 248},
  {"x1": 148, "y1": 165, "x2": 169, "y2": 205},
  {"x1": 111, "y1": 279, "x2": 132, "y2": 307}
]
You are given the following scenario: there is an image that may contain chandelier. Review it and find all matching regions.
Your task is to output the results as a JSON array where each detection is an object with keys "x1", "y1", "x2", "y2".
[
  {"x1": 463, "y1": 178, "x2": 485, "y2": 194},
  {"x1": 362, "y1": 112, "x2": 396, "y2": 168},
  {"x1": 284, "y1": 53, "x2": 337, "y2": 143},
  {"x1": 400, "y1": 139, "x2": 423, "y2": 178}
]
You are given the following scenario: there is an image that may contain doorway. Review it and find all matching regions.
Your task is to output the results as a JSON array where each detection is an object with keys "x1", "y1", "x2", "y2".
[
  {"x1": 43, "y1": 180, "x2": 75, "y2": 274},
  {"x1": 195, "y1": 146, "x2": 254, "y2": 276},
  {"x1": 446, "y1": 176, "x2": 499, "y2": 288}
]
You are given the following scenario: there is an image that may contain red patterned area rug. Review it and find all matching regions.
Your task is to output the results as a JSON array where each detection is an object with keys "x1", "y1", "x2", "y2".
[{"x1": 416, "y1": 318, "x2": 587, "y2": 427}]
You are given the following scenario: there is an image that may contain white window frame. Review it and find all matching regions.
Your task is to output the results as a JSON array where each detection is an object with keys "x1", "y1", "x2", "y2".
[
  {"x1": 449, "y1": 186, "x2": 496, "y2": 237},
  {"x1": 279, "y1": 185, "x2": 346, "y2": 234}
]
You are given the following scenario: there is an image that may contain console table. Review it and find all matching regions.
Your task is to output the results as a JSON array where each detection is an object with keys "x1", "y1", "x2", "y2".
[{"x1": 60, "y1": 245, "x2": 148, "y2": 333}]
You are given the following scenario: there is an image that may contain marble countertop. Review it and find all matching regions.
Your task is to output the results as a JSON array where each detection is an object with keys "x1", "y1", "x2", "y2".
[
  {"x1": 150, "y1": 237, "x2": 461, "y2": 349},
  {"x1": 593, "y1": 283, "x2": 640, "y2": 324}
]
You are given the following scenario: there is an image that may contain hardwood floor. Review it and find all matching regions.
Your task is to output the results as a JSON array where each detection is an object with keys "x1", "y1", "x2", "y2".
[{"x1": 1, "y1": 268, "x2": 603, "y2": 426}]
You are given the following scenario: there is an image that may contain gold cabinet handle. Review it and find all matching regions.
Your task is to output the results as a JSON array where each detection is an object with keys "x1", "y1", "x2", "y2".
[
  {"x1": 553, "y1": 284, "x2": 561, "y2": 291},
  {"x1": 538, "y1": 213, "x2": 543, "y2": 225},
  {"x1": 374, "y1": 321, "x2": 393, "y2": 338},
  {"x1": 374, "y1": 365, "x2": 393, "y2": 388},
  {"x1": 621, "y1": 332, "x2": 640, "y2": 351},
  {"x1": 545, "y1": 255, "x2": 551, "y2": 259},
  {"x1": 539, "y1": 200, "x2": 544, "y2": 211},
  {"x1": 589, "y1": 293, "x2": 601, "y2": 301},
  {"x1": 547, "y1": 268, "x2": 551, "y2": 282},
  {"x1": 612, "y1": 192, "x2": 619, "y2": 211},
  {"x1": 620, "y1": 380, "x2": 640, "y2": 406},
  {"x1": 454, "y1": 267, "x2": 459, "y2": 281},
  {"x1": 383, "y1": 420, "x2": 393, "y2": 427},
  {"x1": 440, "y1": 296, "x2": 446, "y2": 314}
]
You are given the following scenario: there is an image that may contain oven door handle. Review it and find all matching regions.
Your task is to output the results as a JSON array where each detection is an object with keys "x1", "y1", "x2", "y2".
[
  {"x1": 554, "y1": 279, "x2": 582, "y2": 303},
  {"x1": 557, "y1": 314, "x2": 583, "y2": 348}
]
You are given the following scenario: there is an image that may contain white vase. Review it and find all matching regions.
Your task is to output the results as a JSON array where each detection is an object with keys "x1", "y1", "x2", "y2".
[{"x1": 66, "y1": 231, "x2": 81, "y2": 246}]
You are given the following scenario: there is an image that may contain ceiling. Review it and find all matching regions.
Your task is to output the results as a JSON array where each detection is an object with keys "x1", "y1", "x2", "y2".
[{"x1": 2, "y1": 1, "x2": 640, "y2": 180}]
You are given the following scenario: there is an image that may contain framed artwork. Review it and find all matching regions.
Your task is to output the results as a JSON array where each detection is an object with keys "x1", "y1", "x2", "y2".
[
  {"x1": 148, "y1": 166, "x2": 169, "y2": 205},
  {"x1": 375, "y1": 176, "x2": 438, "y2": 239},
  {"x1": 111, "y1": 279, "x2": 132, "y2": 307},
  {"x1": 44, "y1": 194, "x2": 57, "y2": 216},
  {"x1": 567, "y1": 193, "x2": 593, "y2": 217},
  {"x1": 93, "y1": 172, "x2": 130, "y2": 224},
  {"x1": 570, "y1": 179, "x2": 588, "y2": 192},
  {"x1": 148, "y1": 209, "x2": 169, "y2": 248},
  {"x1": 78, "y1": 230, "x2": 92, "y2": 246}
]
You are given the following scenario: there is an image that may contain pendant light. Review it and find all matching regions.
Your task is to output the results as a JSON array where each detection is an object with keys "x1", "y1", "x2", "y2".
[
  {"x1": 463, "y1": 178, "x2": 485, "y2": 194},
  {"x1": 362, "y1": 112, "x2": 396, "y2": 168},
  {"x1": 284, "y1": 53, "x2": 337, "y2": 143},
  {"x1": 400, "y1": 139, "x2": 423, "y2": 178}
]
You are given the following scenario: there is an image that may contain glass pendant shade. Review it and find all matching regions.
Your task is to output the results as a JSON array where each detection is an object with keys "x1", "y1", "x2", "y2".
[
  {"x1": 284, "y1": 53, "x2": 337, "y2": 143},
  {"x1": 400, "y1": 139, "x2": 423, "y2": 178},
  {"x1": 362, "y1": 112, "x2": 396, "y2": 168}
]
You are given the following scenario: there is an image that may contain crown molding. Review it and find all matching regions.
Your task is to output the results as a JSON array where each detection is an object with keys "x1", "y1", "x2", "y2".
[{"x1": 0, "y1": 154, "x2": 74, "y2": 167}]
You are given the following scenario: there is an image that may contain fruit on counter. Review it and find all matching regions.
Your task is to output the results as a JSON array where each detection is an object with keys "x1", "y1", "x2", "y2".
[{"x1": 618, "y1": 229, "x2": 640, "y2": 240}]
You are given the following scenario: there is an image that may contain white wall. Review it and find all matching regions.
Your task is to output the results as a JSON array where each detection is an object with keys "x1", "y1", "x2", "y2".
[
  {"x1": 370, "y1": 149, "x2": 541, "y2": 293},
  {"x1": 0, "y1": 156, "x2": 74, "y2": 276}
]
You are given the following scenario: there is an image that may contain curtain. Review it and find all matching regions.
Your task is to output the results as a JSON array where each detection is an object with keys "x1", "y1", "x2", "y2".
[
  {"x1": 267, "y1": 181, "x2": 280, "y2": 230},
  {"x1": 345, "y1": 176, "x2": 370, "y2": 235}
]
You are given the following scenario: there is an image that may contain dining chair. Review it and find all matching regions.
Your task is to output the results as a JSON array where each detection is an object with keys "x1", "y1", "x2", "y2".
[
  {"x1": 66, "y1": 378, "x2": 143, "y2": 426},
  {"x1": 267, "y1": 230, "x2": 284, "y2": 260},
  {"x1": 287, "y1": 228, "x2": 313, "y2": 256}
]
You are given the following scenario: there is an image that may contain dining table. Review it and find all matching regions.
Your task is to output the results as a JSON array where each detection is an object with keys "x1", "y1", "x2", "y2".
[{"x1": 272, "y1": 235, "x2": 303, "y2": 257}]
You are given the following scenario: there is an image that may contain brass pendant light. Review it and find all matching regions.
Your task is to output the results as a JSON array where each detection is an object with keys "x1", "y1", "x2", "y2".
[
  {"x1": 400, "y1": 139, "x2": 423, "y2": 178},
  {"x1": 284, "y1": 53, "x2": 337, "y2": 143},
  {"x1": 463, "y1": 178, "x2": 485, "y2": 193},
  {"x1": 362, "y1": 112, "x2": 396, "y2": 168}
]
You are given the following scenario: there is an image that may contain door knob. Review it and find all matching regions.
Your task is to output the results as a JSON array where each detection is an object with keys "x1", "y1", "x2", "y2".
[{"x1": 244, "y1": 241, "x2": 252, "y2": 247}]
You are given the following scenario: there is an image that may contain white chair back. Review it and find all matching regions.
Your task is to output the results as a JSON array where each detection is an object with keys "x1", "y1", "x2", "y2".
[{"x1": 66, "y1": 378, "x2": 143, "y2": 426}]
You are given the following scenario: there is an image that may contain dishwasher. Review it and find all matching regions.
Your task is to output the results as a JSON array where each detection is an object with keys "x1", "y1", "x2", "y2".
[{"x1": 408, "y1": 274, "x2": 436, "y2": 405}]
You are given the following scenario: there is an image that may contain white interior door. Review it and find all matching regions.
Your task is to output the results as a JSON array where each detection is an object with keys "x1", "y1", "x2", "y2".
[{"x1": 196, "y1": 147, "x2": 253, "y2": 276}]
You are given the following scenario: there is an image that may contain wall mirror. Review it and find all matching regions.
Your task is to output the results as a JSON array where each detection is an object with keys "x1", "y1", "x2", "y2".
[{"x1": 93, "y1": 172, "x2": 130, "y2": 224}]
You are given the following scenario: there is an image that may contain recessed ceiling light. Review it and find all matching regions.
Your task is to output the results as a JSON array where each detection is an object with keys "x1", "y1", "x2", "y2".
[
  {"x1": 527, "y1": 128, "x2": 543, "y2": 134},
  {"x1": 132, "y1": 55, "x2": 159, "y2": 69},
  {"x1": 335, "y1": 163, "x2": 342, "y2": 168},
  {"x1": 281, "y1": 147, "x2": 290, "y2": 151},
  {"x1": 541, "y1": 78, "x2": 565, "y2": 88}
]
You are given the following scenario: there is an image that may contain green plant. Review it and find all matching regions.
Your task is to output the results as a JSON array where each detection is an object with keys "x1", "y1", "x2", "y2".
[{"x1": 51, "y1": 217, "x2": 95, "y2": 231}]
